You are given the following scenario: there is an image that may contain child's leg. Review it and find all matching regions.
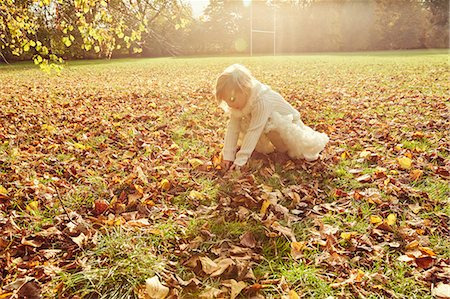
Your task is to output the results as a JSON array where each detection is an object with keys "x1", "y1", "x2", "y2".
[{"x1": 266, "y1": 130, "x2": 288, "y2": 153}]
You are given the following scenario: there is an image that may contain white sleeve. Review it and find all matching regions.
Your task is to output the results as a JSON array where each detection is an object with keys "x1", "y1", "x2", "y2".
[
  {"x1": 234, "y1": 101, "x2": 271, "y2": 166},
  {"x1": 222, "y1": 115, "x2": 241, "y2": 161}
]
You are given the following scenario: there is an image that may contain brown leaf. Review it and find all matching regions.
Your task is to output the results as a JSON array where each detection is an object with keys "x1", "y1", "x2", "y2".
[
  {"x1": 199, "y1": 286, "x2": 224, "y2": 299},
  {"x1": 240, "y1": 231, "x2": 256, "y2": 248},
  {"x1": 21, "y1": 237, "x2": 43, "y2": 248},
  {"x1": 230, "y1": 280, "x2": 247, "y2": 299},
  {"x1": 199, "y1": 256, "x2": 219, "y2": 275}
]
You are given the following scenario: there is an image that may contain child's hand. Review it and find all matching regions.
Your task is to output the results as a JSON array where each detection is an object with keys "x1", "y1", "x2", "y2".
[
  {"x1": 222, "y1": 160, "x2": 232, "y2": 172},
  {"x1": 229, "y1": 164, "x2": 241, "y2": 172}
]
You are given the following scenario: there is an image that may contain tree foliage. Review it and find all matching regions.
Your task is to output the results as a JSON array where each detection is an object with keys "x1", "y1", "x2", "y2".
[{"x1": 0, "y1": 0, "x2": 190, "y2": 69}]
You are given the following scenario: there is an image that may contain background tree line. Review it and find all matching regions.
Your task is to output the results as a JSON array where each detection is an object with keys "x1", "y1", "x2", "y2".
[{"x1": 0, "y1": 0, "x2": 448, "y2": 64}]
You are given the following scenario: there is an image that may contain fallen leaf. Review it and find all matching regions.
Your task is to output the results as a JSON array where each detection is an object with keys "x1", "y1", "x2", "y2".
[
  {"x1": 230, "y1": 280, "x2": 247, "y2": 299},
  {"x1": 210, "y1": 258, "x2": 234, "y2": 277},
  {"x1": 160, "y1": 179, "x2": 171, "y2": 191},
  {"x1": 432, "y1": 283, "x2": 450, "y2": 298},
  {"x1": 289, "y1": 290, "x2": 300, "y2": 299},
  {"x1": 145, "y1": 276, "x2": 169, "y2": 299},
  {"x1": 370, "y1": 215, "x2": 383, "y2": 224},
  {"x1": 21, "y1": 237, "x2": 43, "y2": 248},
  {"x1": 199, "y1": 286, "x2": 224, "y2": 299},
  {"x1": 93, "y1": 199, "x2": 109, "y2": 215},
  {"x1": 386, "y1": 214, "x2": 396, "y2": 226},
  {"x1": 26, "y1": 201, "x2": 39, "y2": 215},
  {"x1": 397, "y1": 157, "x2": 412, "y2": 169},
  {"x1": 136, "y1": 165, "x2": 149, "y2": 185},
  {"x1": 240, "y1": 231, "x2": 257, "y2": 248},
  {"x1": 0, "y1": 185, "x2": 7, "y2": 195},
  {"x1": 199, "y1": 256, "x2": 219, "y2": 275},
  {"x1": 260, "y1": 200, "x2": 270, "y2": 216},
  {"x1": 410, "y1": 169, "x2": 423, "y2": 181},
  {"x1": 340, "y1": 231, "x2": 357, "y2": 241},
  {"x1": 291, "y1": 241, "x2": 306, "y2": 260},
  {"x1": 356, "y1": 174, "x2": 371, "y2": 183},
  {"x1": 73, "y1": 142, "x2": 86, "y2": 150},
  {"x1": 359, "y1": 150, "x2": 371, "y2": 159},
  {"x1": 189, "y1": 158, "x2": 204, "y2": 169},
  {"x1": 189, "y1": 190, "x2": 205, "y2": 200}
]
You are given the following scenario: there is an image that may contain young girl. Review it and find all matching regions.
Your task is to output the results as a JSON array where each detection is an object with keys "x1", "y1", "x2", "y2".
[{"x1": 215, "y1": 64, "x2": 329, "y2": 171}]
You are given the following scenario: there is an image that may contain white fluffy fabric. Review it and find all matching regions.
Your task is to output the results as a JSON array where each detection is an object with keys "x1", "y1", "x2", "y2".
[
  {"x1": 265, "y1": 112, "x2": 329, "y2": 161},
  {"x1": 238, "y1": 112, "x2": 329, "y2": 161}
]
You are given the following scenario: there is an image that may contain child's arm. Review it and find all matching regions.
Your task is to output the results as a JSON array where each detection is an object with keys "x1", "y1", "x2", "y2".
[
  {"x1": 223, "y1": 115, "x2": 241, "y2": 162},
  {"x1": 234, "y1": 101, "x2": 271, "y2": 166}
]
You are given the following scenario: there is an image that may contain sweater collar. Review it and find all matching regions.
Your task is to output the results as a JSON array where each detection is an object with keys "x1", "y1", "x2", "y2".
[{"x1": 229, "y1": 80, "x2": 269, "y2": 117}]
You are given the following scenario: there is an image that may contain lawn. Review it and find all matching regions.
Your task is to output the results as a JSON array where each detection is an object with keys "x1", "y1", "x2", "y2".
[{"x1": 0, "y1": 50, "x2": 449, "y2": 298}]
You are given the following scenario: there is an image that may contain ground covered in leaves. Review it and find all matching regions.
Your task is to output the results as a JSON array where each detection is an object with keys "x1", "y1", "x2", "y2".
[{"x1": 1, "y1": 50, "x2": 449, "y2": 299}]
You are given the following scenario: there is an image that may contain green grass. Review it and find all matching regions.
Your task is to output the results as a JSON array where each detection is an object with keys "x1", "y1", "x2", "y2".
[{"x1": 55, "y1": 228, "x2": 165, "y2": 299}]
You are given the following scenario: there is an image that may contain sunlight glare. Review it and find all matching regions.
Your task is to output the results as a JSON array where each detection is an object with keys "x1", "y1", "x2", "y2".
[{"x1": 243, "y1": 0, "x2": 252, "y2": 7}]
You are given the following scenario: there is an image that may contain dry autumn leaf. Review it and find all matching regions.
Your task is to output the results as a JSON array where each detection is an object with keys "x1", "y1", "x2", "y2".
[
  {"x1": 160, "y1": 179, "x2": 171, "y2": 191},
  {"x1": 410, "y1": 169, "x2": 423, "y2": 181},
  {"x1": 397, "y1": 157, "x2": 412, "y2": 169},
  {"x1": 340, "y1": 231, "x2": 357, "y2": 241},
  {"x1": 386, "y1": 214, "x2": 397, "y2": 226},
  {"x1": 145, "y1": 276, "x2": 169, "y2": 299},
  {"x1": 432, "y1": 283, "x2": 450, "y2": 298},
  {"x1": 229, "y1": 280, "x2": 247, "y2": 299},
  {"x1": 189, "y1": 158, "x2": 205, "y2": 168},
  {"x1": 370, "y1": 215, "x2": 383, "y2": 224},
  {"x1": 0, "y1": 185, "x2": 7, "y2": 195}
]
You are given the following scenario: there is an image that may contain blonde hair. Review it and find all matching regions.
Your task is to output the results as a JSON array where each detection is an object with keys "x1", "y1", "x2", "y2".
[{"x1": 214, "y1": 64, "x2": 254, "y2": 105}]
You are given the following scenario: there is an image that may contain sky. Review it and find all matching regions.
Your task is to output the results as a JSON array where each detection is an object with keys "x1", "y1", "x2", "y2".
[{"x1": 188, "y1": 0, "x2": 210, "y2": 18}]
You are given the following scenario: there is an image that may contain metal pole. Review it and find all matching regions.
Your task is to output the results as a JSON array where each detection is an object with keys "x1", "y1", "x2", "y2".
[
  {"x1": 273, "y1": 5, "x2": 276, "y2": 56},
  {"x1": 250, "y1": 2, "x2": 253, "y2": 56}
]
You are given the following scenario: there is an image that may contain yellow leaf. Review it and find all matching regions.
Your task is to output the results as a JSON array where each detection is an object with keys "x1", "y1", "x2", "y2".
[
  {"x1": 0, "y1": 185, "x2": 7, "y2": 195},
  {"x1": 419, "y1": 246, "x2": 436, "y2": 257},
  {"x1": 291, "y1": 241, "x2": 306, "y2": 259},
  {"x1": 26, "y1": 201, "x2": 39, "y2": 214},
  {"x1": 73, "y1": 142, "x2": 86, "y2": 150},
  {"x1": 189, "y1": 190, "x2": 204, "y2": 200},
  {"x1": 370, "y1": 215, "x2": 383, "y2": 224},
  {"x1": 169, "y1": 143, "x2": 179, "y2": 150},
  {"x1": 340, "y1": 231, "x2": 357, "y2": 241},
  {"x1": 341, "y1": 151, "x2": 349, "y2": 160},
  {"x1": 410, "y1": 169, "x2": 423, "y2": 181},
  {"x1": 355, "y1": 269, "x2": 365, "y2": 282},
  {"x1": 189, "y1": 158, "x2": 204, "y2": 169},
  {"x1": 386, "y1": 214, "x2": 397, "y2": 226},
  {"x1": 260, "y1": 199, "x2": 270, "y2": 216},
  {"x1": 41, "y1": 124, "x2": 56, "y2": 133},
  {"x1": 289, "y1": 290, "x2": 300, "y2": 299},
  {"x1": 397, "y1": 157, "x2": 412, "y2": 169},
  {"x1": 134, "y1": 184, "x2": 144, "y2": 195},
  {"x1": 160, "y1": 179, "x2": 170, "y2": 191}
]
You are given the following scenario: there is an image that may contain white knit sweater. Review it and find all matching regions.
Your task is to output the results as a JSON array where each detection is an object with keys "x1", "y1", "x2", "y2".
[{"x1": 223, "y1": 80, "x2": 301, "y2": 166}]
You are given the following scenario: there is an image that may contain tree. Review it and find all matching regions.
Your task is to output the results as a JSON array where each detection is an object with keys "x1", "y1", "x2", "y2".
[
  {"x1": 0, "y1": 0, "x2": 189, "y2": 69},
  {"x1": 422, "y1": 0, "x2": 449, "y2": 48}
]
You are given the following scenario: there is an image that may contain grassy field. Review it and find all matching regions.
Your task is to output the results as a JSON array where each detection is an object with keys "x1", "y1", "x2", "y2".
[{"x1": 0, "y1": 50, "x2": 449, "y2": 298}]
